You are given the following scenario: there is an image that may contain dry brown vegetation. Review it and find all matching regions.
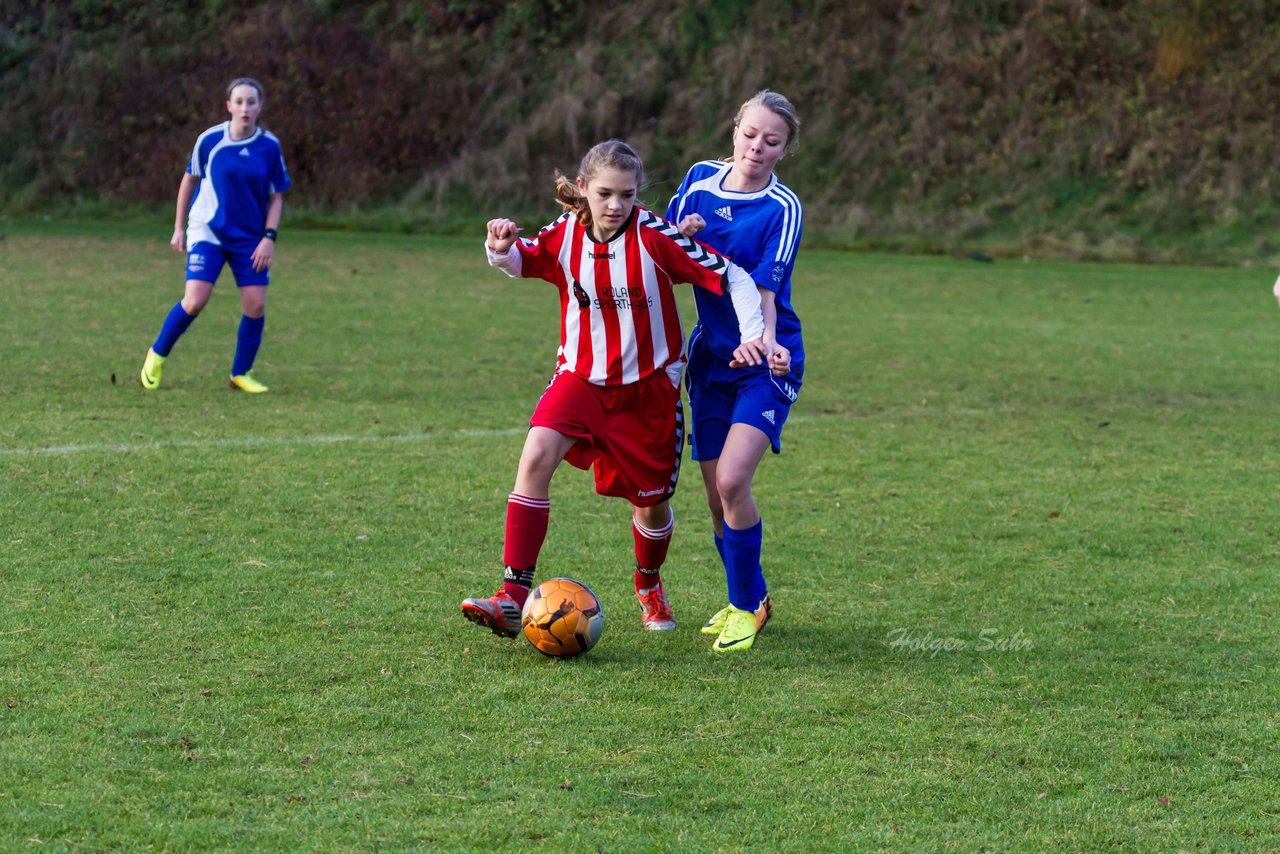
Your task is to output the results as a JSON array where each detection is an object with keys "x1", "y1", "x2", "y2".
[{"x1": 5, "y1": 1, "x2": 1280, "y2": 261}]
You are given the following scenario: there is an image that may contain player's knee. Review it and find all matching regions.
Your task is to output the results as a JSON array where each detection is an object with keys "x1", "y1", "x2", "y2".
[
  {"x1": 635, "y1": 502, "x2": 672, "y2": 530},
  {"x1": 180, "y1": 295, "x2": 208, "y2": 315},
  {"x1": 517, "y1": 445, "x2": 559, "y2": 480},
  {"x1": 715, "y1": 469, "x2": 752, "y2": 509}
]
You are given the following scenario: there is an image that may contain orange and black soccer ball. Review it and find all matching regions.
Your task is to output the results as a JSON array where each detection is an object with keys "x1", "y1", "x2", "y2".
[{"x1": 521, "y1": 578, "x2": 604, "y2": 657}]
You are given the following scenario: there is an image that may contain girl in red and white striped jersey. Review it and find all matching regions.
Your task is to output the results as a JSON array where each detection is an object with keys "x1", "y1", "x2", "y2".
[{"x1": 461, "y1": 139, "x2": 772, "y2": 639}]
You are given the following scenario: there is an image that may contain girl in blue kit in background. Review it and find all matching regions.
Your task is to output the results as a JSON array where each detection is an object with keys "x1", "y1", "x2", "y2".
[
  {"x1": 140, "y1": 77, "x2": 291, "y2": 393},
  {"x1": 666, "y1": 90, "x2": 804, "y2": 653}
]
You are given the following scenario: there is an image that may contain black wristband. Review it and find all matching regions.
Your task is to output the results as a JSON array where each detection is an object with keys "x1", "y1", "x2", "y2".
[{"x1": 263, "y1": 228, "x2": 278, "y2": 241}]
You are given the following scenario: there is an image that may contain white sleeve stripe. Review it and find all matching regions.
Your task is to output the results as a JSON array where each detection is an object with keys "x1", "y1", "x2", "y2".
[
  {"x1": 769, "y1": 187, "x2": 801, "y2": 263},
  {"x1": 766, "y1": 186, "x2": 804, "y2": 264}
]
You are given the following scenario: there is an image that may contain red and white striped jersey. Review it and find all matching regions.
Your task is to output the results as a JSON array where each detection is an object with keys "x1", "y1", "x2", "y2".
[{"x1": 486, "y1": 206, "x2": 763, "y2": 386}]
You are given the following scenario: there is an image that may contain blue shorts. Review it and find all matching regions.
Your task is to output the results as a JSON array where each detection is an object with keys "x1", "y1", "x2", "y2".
[
  {"x1": 186, "y1": 240, "x2": 269, "y2": 287},
  {"x1": 684, "y1": 331, "x2": 802, "y2": 461}
]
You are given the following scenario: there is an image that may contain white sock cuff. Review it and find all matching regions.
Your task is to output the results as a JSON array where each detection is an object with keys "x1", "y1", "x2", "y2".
[{"x1": 633, "y1": 508, "x2": 674, "y2": 540}]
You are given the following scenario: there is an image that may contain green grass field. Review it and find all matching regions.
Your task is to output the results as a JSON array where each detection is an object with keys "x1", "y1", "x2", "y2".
[{"x1": 2, "y1": 221, "x2": 1278, "y2": 850}]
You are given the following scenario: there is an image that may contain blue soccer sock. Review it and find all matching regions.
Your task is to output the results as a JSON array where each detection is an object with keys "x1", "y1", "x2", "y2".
[
  {"x1": 722, "y1": 519, "x2": 763, "y2": 611},
  {"x1": 754, "y1": 519, "x2": 769, "y2": 603},
  {"x1": 152, "y1": 302, "x2": 197, "y2": 357},
  {"x1": 713, "y1": 532, "x2": 726, "y2": 567},
  {"x1": 232, "y1": 314, "x2": 265, "y2": 376}
]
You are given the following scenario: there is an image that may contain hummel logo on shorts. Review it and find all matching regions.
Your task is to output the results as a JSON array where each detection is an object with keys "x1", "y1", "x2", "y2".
[
  {"x1": 762, "y1": 409, "x2": 776, "y2": 425},
  {"x1": 715, "y1": 206, "x2": 733, "y2": 221}
]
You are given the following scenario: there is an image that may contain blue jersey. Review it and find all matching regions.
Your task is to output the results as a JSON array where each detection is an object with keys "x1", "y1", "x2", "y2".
[
  {"x1": 185, "y1": 122, "x2": 290, "y2": 248},
  {"x1": 666, "y1": 160, "x2": 804, "y2": 367}
]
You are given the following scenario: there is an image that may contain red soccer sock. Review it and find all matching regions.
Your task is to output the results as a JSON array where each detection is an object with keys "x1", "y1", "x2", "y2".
[
  {"x1": 503, "y1": 493, "x2": 550, "y2": 607},
  {"x1": 632, "y1": 508, "x2": 674, "y2": 590}
]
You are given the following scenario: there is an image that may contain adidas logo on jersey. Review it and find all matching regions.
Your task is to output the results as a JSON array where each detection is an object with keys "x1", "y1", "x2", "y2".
[
  {"x1": 239, "y1": 148, "x2": 250, "y2": 157},
  {"x1": 762, "y1": 409, "x2": 776, "y2": 425},
  {"x1": 714, "y1": 206, "x2": 733, "y2": 221}
]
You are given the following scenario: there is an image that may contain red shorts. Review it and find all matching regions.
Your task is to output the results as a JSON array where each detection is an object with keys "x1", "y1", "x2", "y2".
[{"x1": 530, "y1": 370, "x2": 684, "y2": 507}]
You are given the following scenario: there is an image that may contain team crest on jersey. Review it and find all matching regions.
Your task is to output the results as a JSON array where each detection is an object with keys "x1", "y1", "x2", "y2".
[
  {"x1": 715, "y1": 206, "x2": 733, "y2": 221},
  {"x1": 571, "y1": 279, "x2": 591, "y2": 309}
]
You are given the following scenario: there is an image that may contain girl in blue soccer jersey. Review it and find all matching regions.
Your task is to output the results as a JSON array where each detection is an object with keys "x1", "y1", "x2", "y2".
[
  {"x1": 140, "y1": 77, "x2": 291, "y2": 393},
  {"x1": 666, "y1": 90, "x2": 804, "y2": 653}
]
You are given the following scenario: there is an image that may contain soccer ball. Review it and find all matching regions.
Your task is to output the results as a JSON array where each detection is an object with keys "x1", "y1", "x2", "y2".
[{"x1": 521, "y1": 578, "x2": 604, "y2": 657}]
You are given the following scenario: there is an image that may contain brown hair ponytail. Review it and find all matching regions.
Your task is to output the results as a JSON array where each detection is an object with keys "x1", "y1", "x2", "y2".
[{"x1": 554, "y1": 139, "x2": 644, "y2": 228}]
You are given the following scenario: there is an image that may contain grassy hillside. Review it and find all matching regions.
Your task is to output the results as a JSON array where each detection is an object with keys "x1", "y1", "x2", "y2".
[{"x1": 5, "y1": 1, "x2": 1280, "y2": 262}]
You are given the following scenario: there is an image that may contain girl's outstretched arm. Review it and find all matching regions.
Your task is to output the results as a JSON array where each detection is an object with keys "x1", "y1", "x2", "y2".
[{"x1": 170, "y1": 173, "x2": 200, "y2": 252}]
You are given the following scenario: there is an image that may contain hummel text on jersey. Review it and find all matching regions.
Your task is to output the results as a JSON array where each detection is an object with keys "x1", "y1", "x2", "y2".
[
  {"x1": 590, "y1": 250, "x2": 616, "y2": 259},
  {"x1": 714, "y1": 206, "x2": 733, "y2": 221}
]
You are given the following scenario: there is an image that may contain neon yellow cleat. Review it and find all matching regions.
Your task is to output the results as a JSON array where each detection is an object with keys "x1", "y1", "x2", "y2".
[
  {"x1": 701, "y1": 594, "x2": 771, "y2": 636},
  {"x1": 229, "y1": 373, "x2": 269, "y2": 394},
  {"x1": 140, "y1": 348, "x2": 166, "y2": 390},
  {"x1": 713, "y1": 605, "x2": 764, "y2": 653}
]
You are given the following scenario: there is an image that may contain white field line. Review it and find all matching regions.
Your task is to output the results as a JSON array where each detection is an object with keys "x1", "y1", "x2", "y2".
[
  {"x1": 0, "y1": 427, "x2": 529, "y2": 457},
  {"x1": 0, "y1": 414, "x2": 832, "y2": 459}
]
